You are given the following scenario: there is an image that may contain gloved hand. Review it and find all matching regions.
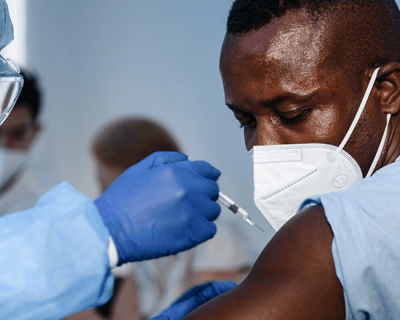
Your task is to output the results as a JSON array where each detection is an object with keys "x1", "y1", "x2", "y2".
[
  {"x1": 150, "y1": 281, "x2": 237, "y2": 320},
  {"x1": 94, "y1": 151, "x2": 221, "y2": 265}
]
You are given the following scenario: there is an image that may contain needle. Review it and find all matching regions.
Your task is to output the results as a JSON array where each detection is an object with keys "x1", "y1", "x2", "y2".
[{"x1": 218, "y1": 192, "x2": 264, "y2": 232}]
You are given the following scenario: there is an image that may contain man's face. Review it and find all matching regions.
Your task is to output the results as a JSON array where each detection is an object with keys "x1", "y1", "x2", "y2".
[
  {"x1": 0, "y1": 103, "x2": 41, "y2": 150},
  {"x1": 220, "y1": 10, "x2": 385, "y2": 176}
]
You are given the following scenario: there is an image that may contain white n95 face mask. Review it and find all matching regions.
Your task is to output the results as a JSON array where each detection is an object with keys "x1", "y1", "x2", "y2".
[
  {"x1": 0, "y1": 147, "x2": 29, "y2": 189},
  {"x1": 250, "y1": 68, "x2": 391, "y2": 231}
]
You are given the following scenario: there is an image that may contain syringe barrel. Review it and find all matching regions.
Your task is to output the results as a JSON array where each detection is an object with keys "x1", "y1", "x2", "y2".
[
  {"x1": 236, "y1": 207, "x2": 249, "y2": 220},
  {"x1": 218, "y1": 195, "x2": 232, "y2": 208}
]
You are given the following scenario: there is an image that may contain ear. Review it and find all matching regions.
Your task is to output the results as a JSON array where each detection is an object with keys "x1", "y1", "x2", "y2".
[
  {"x1": 372, "y1": 62, "x2": 400, "y2": 115},
  {"x1": 29, "y1": 122, "x2": 43, "y2": 145}
]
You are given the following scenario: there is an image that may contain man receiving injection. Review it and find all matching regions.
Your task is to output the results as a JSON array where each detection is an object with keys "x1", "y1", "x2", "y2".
[{"x1": 155, "y1": 0, "x2": 400, "y2": 319}]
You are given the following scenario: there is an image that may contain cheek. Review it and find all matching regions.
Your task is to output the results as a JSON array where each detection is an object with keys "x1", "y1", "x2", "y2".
[
  {"x1": 342, "y1": 105, "x2": 386, "y2": 176},
  {"x1": 244, "y1": 121, "x2": 285, "y2": 149},
  {"x1": 305, "y1": 107, "x2": 346, "y2": 145},
  {"x1": 20, "y1": 136, "x2": 35, "y2": 150}
]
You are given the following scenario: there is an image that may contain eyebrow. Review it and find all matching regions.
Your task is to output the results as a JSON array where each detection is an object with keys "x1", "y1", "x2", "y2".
[
  {"x1": 225, "y1": 91, "x2": 318, "y2": 113},
  {"x1": 225, "y1": 103, "x2": 242, "y2": 113}
]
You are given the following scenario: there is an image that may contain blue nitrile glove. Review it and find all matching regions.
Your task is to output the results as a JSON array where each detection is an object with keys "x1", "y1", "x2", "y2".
[
  {"x1": 94, "y1": 151, "x2": 221, "y2": 265},
  {"x1": 150, "y1": 281, "x2": 237, "y2": 320}
]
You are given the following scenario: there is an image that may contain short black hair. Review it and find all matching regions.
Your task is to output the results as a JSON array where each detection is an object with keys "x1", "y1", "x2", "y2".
[
  {"x1": 16, "y1": 69, "x2": 42, "y2": 121},
  {"x1": 226, "y1": 0, "x2": 400, "y2": 82},
  {"x1": 228, "y1": 0, "x2": 303, "y2": 34},
  {"x1": 227, "y1": 0, "x2": 400, "y2": 35}
]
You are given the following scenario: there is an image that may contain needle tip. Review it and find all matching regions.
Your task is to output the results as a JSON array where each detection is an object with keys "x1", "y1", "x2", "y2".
[{"x1": 255, "y1": 223, "x2": 265, "y2": 232}]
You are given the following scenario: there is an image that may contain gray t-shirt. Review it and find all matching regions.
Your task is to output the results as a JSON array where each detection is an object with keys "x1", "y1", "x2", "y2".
[{"x1": 299, "y1": 160, "x2": 400, "y2": 320}]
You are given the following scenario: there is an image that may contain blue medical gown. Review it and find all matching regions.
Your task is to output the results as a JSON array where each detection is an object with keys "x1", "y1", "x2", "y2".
[
  {"x1": 0, "y1": 182, "x2": 113, "y2": 319},
  {"x1": 300, "y1": 160, "x2": 400, "y2": 320}
]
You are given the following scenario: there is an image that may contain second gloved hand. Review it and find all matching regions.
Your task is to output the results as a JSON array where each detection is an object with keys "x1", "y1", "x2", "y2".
[
  {"x1": 94, "y1": 151, "x2": 221, "y2": 265},
  {"x1": 150, "y1": 281, "x2": 237, "y2": 320}
]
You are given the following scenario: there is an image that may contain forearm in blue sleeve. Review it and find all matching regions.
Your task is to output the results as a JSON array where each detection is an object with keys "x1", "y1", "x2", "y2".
[{"x1": 0, "y1": 182, "x2": 114, "y2": 320}]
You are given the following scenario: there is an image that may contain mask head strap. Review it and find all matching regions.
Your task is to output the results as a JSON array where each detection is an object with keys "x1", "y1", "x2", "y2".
[
  {"x1": 365, "y1": 113, "x2": 391, "y2": 177},
  {"x1": 331, "y1": 67, "x2": 391, "y2": 177},
  {"x1": 333, "y1": 68, "x2": 380, "y2": 157}
]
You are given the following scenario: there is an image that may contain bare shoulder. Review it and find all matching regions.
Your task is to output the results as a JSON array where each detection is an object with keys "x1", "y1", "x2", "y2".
[{"x1": 184, "y1": 205, "x2": 346, "y2": 320}]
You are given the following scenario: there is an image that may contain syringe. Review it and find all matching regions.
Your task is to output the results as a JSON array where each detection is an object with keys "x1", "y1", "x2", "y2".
[{"x1": 218, "y1": 192, "x2": 264, "y2": 232}]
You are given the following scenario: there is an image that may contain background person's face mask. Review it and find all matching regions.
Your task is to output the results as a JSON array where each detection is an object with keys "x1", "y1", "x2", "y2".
[
  {"x1": 0, "y1": 147, "x2": 29, "y2": 189},
  {"x1": 250, "y1": 68, "x2": 390, "y2": 231}
]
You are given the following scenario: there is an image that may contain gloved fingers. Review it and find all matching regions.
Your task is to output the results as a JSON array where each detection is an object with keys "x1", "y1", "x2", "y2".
[
  {"x1": 201, "y1": 178, "x2": 220, "y2": 201},
  {"x1": 150, "y1": 151, "x2": 188, "y2": 167},
  {"x1": 186, "y1": 174, "x2": 220, "y2": 201},
  {"x1": 149, "y1": 316, "x2": 169, "y2": 320},
  {"x1": 183, "y1": 192, "x2": 221, "y2": 222},
  {"x1": 171, "y1": 163, "x2": 220, "y2": 200},
  {"x1": 156, "y1": 281, "x2": 237, "y2": 319},
  {"x1": 191, "y1": 218, "x2": 217, "y2": 244},
  {"x1": 127, "y1": 151, "x2": 188, "y2": 173},
  {"x1": 199, "y1": 197, "x2": 221, "y2": 222},
  {"x1": 145, "y1": 195, "x2": 219, "y2": 257},
  {"x1": 185, "y1": 160, "x2": 221, "y2": 181},
  {"x1": 191, "y1": 281, "x2": 238, "y2": 305},
  {"x1": 173, "y1": 197, "x2": 218, "y2": 247}
]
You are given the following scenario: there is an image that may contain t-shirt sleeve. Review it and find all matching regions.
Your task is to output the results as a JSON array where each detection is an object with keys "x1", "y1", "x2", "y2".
[{"x1": 298, "y1": 161, "x2": 400, "y2": 320}]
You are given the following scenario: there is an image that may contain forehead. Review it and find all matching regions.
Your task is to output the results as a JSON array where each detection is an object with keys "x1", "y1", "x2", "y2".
[{"x1": 220, "y1": 10, "x2": 337, "y2": 97}]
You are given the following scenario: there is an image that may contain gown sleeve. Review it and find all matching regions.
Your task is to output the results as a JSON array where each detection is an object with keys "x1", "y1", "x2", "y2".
[{"x1": 0, "y1": 182, "x2": 113, "y2": 320}]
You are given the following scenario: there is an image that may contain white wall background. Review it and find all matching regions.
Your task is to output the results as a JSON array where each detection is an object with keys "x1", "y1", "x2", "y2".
[{"x1": 4, "y1": 1, "x2": 275, "y2": 250}]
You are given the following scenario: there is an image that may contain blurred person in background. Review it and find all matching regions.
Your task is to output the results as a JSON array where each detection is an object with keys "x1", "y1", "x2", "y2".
[
  {"x1": 67, "y1": 117, "x2": 258, "y2": 320},
  {"x1": 0, "y1": 68, "x2": 58, "y2": 217}
]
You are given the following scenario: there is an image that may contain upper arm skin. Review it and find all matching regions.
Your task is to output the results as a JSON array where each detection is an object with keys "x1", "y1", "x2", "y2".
[{"x1": 184, "y1": 205, "x2": 346, "y2": 320}]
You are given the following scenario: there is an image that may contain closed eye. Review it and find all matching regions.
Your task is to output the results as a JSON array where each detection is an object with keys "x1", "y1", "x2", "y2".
[
  {"x1": 276, "y1": 108, "x2": 312, "y2": 125},
  {"x1": 226, "y1": 103, "x2": 256, "y2": 130},
  {"x1": 234, "y1": 110, "x2": 256, "y2": 129}
]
